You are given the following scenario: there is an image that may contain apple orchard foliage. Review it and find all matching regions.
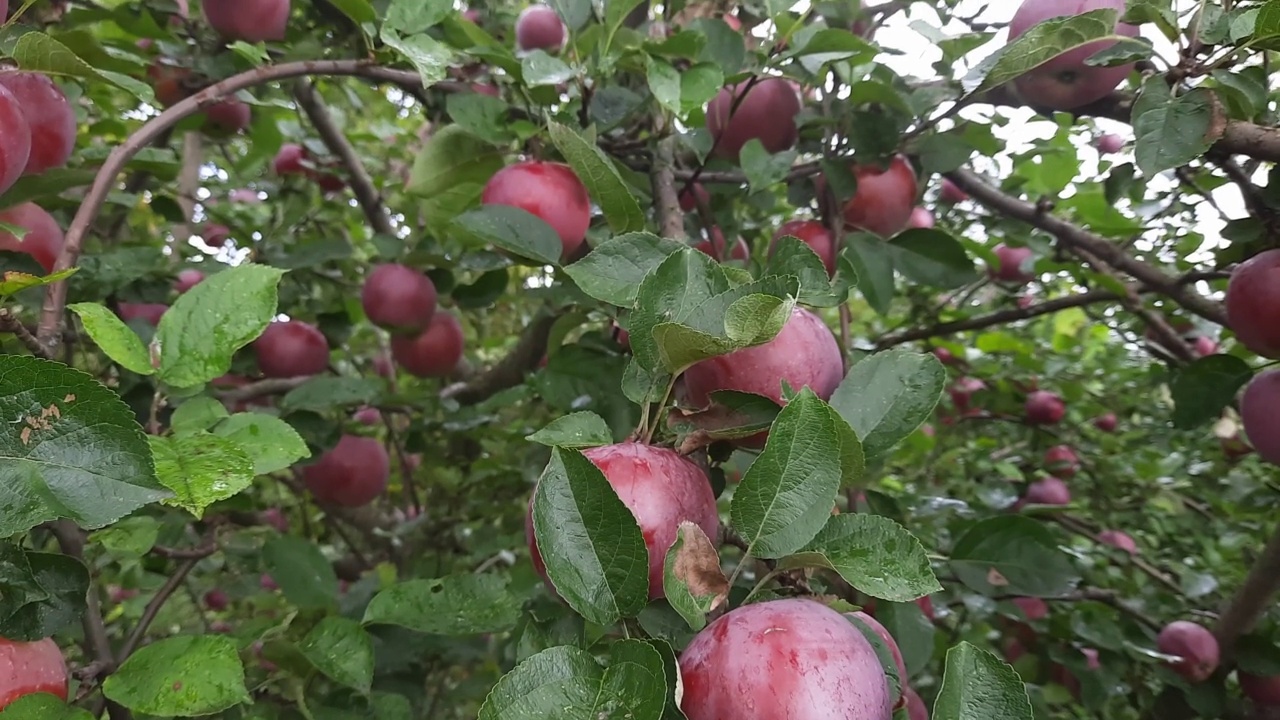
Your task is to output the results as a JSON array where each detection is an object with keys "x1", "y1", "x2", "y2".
[{"x1": 2, "y1": 0, "x2": 1280, "y2": 718}]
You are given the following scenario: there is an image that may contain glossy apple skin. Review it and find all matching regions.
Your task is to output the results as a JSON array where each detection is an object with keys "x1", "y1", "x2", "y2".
[
  {"x1": 526, "y1": 442, "x2": 719, "y2": 600},
  {"x1": 694, "y1": 228, "x2": 749, "y2": 262},
  {"x1": 361, "y1": 263, "x2": 438, "y2": 335},
  {"x1": 1227, "y1": 248, "x2": 1280, "y2": 359},
  {"x1": 174, "y1": 269, "x2": 204, "y2": 294},
  {"x1": 907, "y1": 207, "x2": 935, "y2": 229},
  {"x1": 0, "y1": 84, "x2": 29, "y2": 196},
  {"x1": 273, "y1": 143, "x2": 308, "y2": 175},
  {"x1": 1025, "y1": 476, "x2": 1070, "y2": 505},
  {"x1": 1094, "y1": 412, "x2": 1118, "y2": 432},
  {"x1": 903, "y1": 687, "x2": 928, "y2": 720},
  {"x1": 678, "y1": 598, "x2": 893, "y2": 720},
  {"x1": 1043, "y1": 444, "x2": 1079, "y2": 477},
  {"x1": 1241, "y1": 673, "x2": 1280, "y2": 706},
  {"x1": 1012, "y1": 597, "x2": 1049, "y2": 621},
  {"x1": 1025, "y1": 390, "x2": 1065, "y2": 424},
  {"x1": 1096, "y1": 133, "x2": 1125, "y2": 153},
  {"x1": 940, "y1": 178, "x2": 968, "y2": 203},
  {"x1": 0, "y1": 72, "x2": 73, "y2": 175},
  {"x1": 1157, "y1": 620, "x2": 1220, "y2": 683},
  {"x1": 482, "y1": 161, "x2": 591, "y2": 259},
  {"x1": 831, "y1": 155, "x2": 918, "y2": 238},
  {"x1": 0, "y1": 638, "x2": 67, "y2": 710},
  {"x1": 679, "y1": 183, "x2": 710, "y2": 212},
  {"x1": 203, "y1": 0, "x2": 291, "y2": 42},
  {"x1": 0, "y1": 202, "x2": 63, "y2": 273},
  {"x1": 302, "y1": 434, "x2": 389, "y2": 507},
  {"x1": 1242, "y1": 370, "x2": 1280, "y2": 466},
  {"x1": 772, "y1": 219, "x2": 836, "y2": 276},
  {"x1": 705, "y1": 78, "x2": 802, "y2": 161},
  {"x1": 254, "y1": 320, "x2": 330, "y2": 378},
  {"x1": 1097, "y1": 529, "x2": 1138, "y2": 554},
  {"x1": 1008, "y1": 0, "x2": 1138, "y2": 111},
  {"x1": 390, "y1": 311, "x2": 465, "y2": 378},
  {"x1": 515, "y1": 5, "x2": 565, "y2": 52},
  {"x1": 118, "y1": 302, "x2": 168, "y2": 327},
  {"x1": 846, "y1": 610, "x2": 907, "y2": 691},
  {"x1": 204, "y1": 589, "x2": 229, "y2": 611},
  {"x1": 990, "y1": 244, "x2": 1035, "y2": 284}
]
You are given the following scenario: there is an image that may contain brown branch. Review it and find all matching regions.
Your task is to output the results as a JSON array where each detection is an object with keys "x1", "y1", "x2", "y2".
[
  {"x1": 0, "y1": 308, "x2": 51, "y2": 358},
  {"x1": 876, "y1": 290, "x2": 1120, "y2": 348},
  {"x1": 150, "y1": 542, "x2": 217, "y2": 560},
  {"x1": 218, "y1": 376, "x2": 310, "y2": 403},
  {"x1": 119, "y1": 555, "x2": 202, "y2": 659},
  {"x1": 652, "y1": 132, "x2": 684, "y2": 239},
  {"x1": 439, "y1": 311, "x2": 560, "y2": 405},
  {"x1": 1213, "y1": 521, "x2": 1280, "y2": 663}
]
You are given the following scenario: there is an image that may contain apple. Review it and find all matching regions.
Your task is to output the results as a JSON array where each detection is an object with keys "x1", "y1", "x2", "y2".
[
  {"x1": 482, "y1": 161, "x2": 591, "y2": 259},
  {"x1": 203, "y1": 98, "x2": 251, "y2": 135},
  {"x1": 903, "y1": 687, "x2": 928, "y2": 720},
  {"x1": 201, "y1": 223, "x2": 229, "y2": 245},
  {"x1": 989, "y1": 244, "x2": 1035, "y2": 284},
  {"x1": 705, "y1": 77, "x2": 802, "y2": 161},
  {"x1": 118, "y1": 302, "x2": 168, "y2": 326},
  {"x1": 1226, "y1": 248, "x2": 1280, "y2": 358},
  {"x1": 390, "y1": 311, "x2": 465, "y2": 378},
  {"x1": 932, "y1": 347, "x2": 960, "y2": 365},
  {"x1": 1097, "y1": 529, "x2": 1138, "y2": 554},
  {"x1": 0, "y1": 72, "x2": 74, "y2": 175},
  {"x1": 259, "y1": 507, "x2": 288, "y2": 532},
  {"x1": 315, "y1": 172, "x2": 345, "y2": 193},
  {"x1": 353, "y1": 406, "x2": 381, "y2": 426},
  {"x1": 0, "y1": 84, "x2": 29, "y2": 196},
  {"x1": 1012, "y1": 597, "x2": 1049, "y2": 621},
  {"x1": 846, "y1": 610, "x2": 907, "y2": 692},
  {"x1": 146, "y1": 61, "x2": 192, "y2": 107},
  {"x1": 254, "y1": 320, "x2": 330, "y2": 378},
  {"x1": 772, "y1": 219, "x2": 837, "y2": 275},
  {"x1": 694, "y1": 227, "x2": 749, "y2": 262},
  {"x1": 678, "y1": 598, "x2": 893, "y2": 719},
  {"x1": 1043, "y1": 444, "x2": 1079, "y2": 477},
  {"x1": 174, "y1": 269, "x2": 205, "y2": 293},
  {"x1": 361, "y1": 263, "x2": 438, "y2": 335},
  {"x1": 372, "y1": 352, "x2": 394, "y2": 379},
  {"x1": 526, "y1": 442, "x2": 719, "y2": 599},
  {"x1": 0, "y1": 638, "x2": 67, "y2": 710},
  {"x1": 1025, "y1": 389, "x2": 1065, "y2": 424},
  {"x1": 273, "y1": 143, "x2": 309, "y2": 176},
  {"x1": 824, "y1": 155, "x2": 918, "y2": 238},
  {"x1": 0, "y1": 202, "x2": 63, "y2": 273},
  {"x1": 1008, "y1": 0, "x2": 1139, "y2": 111},
  {"x1": 515, "y1": 5, "x2": 565, "y2": 52},
  {"x1": 204, "y1": 589, "x2": 229, "y2": 611},
  {"x1": 302, "y1": 434, "x2": 390, "y2": 507},
  {"x1": 948, "y1": 377, "x2": 987, "y2": 411},
  {"x1": 1094, "y1": 412, "x2": 1118, "y2": 432},
  {"x1": 229, "y1": 188, "x2": 261, "y2": 203},
  {"x1": 940, "y1": 178, "x2": 968, "y2": 203},
  {"x1": 1192, "y1": 335, "x2": 1219, "y2": 357},
  {"x1": 1157, "y1": 620, "x2": 1220, "y2": 683},
  {"x1": 679, "y1": 183, "x2": 710, "y2": 212},
  {"x1": 260, "y1": 574, "x2": 279, "y2": 591},
  {"x1": 907, "y1": 207, "x2": 935, "y2": 229},
  {"x1": 1096, "y1": 133, "x2": 1125, "y2": 154},
  {"x1": 1240, "y1": 673, "x2": 1280, "y2": 706},
  {"x1": 203, "y1": 0, "x2": 290, "y2": 42},
  {"x1": 1242, "y1": 369, "x2": 1280, "y2": 466},
  {"x1": 1025, "y1": 476, "x2": 1070, "y2": 505}
]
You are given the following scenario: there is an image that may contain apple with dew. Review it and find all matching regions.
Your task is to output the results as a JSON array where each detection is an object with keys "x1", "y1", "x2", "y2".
[
  {"x1": 203, "y1": 0, "x2": 291, "y2": 42},
  {"x1": 254, "y1": 320, "x2": 330, "y2": 378},
  {"x1": 0, "y1": 84, "x2": 30, "y2": 196},
  {"x1": 1012, "y1": 597, "x2": 1049, "y2": 621},
  {"x1": 1242, "y1": 369, "x2": 1280, "y2": 466},
  {"x1": 273, "y1": 143, "x2": 309, "y2": 176},
  {"x1": 361, "y1": 263, "x2": 438, "y2": 335},
  {"x1": 174, "y1": 268, "x2": 204, "y2": 293},
  {"x1": 903, "y1": 687, "x2": 928, "y2": 720},
  {"x1": 940, "y1": 178, "x2": 968, "y2": 203},
  {"x1": 515, "y1": 5, "x2": 565, "y2": 52},
  {"x1": 1094, "y1": 412, "x2": 1118, "y2": 432},
  {"x1": 1240, "y1": 673, "x2": 1280, "y2": 706},
  {"x1": 482, "y1": 161, "x2": 591, "y2": 259},
  {"x1": 907, "y1": 207, "x2": 935, "y2": 229},
  {"x1": 1008, "y1": 0, "x2": 1139, "y2": 111},
  {"x1": 772, "y1": 219, "x2": 837, "y2": 276},
  {"x1": 1097, "y1": 529, "x2": 1138, "y2": 554},
  {"x1": 302, "y1": 434, "x2": 390, "y2": 507},
  {"x1": 1157, "y1": 620, "x2": 1220, "y2": 683},
  {"x1": 989, "y1": 244, "x2": 1035, "y2": 284},
  {"x1": 705, "y1": 77, "x2": 802, "y2": 161},
  {"x1": 0, "y1": 202, "x2": 63, "y2": 273},
  {"x1": 1025, "y1": 389, "x2": 1066, "y2": 424},
  {"x1": 1226, "y1": 248, "x2": 1280, "y2": 358},
  {"x1": 678, "y1": 598, "x2": 893, "y2": 720},
  {"x1": 679, "y1": 183, "x2": 710, "y2": 212},
  {"x1": 1043, "y1": 444, "x2": 1079, "y2": 477},
  {"x1": 526, "y1": 442, "x2": 719, "y2": 599},
  {"x1": 203, "y1": 98, "x2": 251, "y2": 135},
  {"x1": 0, "y1": 637, "x2": 67, "y2": 710},
  {"x1": 824, "y1": 155, "x2": 918, "y2": 238},
  {"x1": 204, "y1": 589, "x2": 229, "y2": 611},
  {"x1": 118, "y1": 302, "x2": 168, "y2": 326},
  {"x1": 1096, "y1": 133, "x2": 1125, "y2": 154},
  {"x1": 390, "y1": 311, "x2": 465, "y2": 378},
  {"x1": 846, "y1": 610, "x2": 907, "y2": 692},
  {"x1": 0, "y1": 72, "x2": 74, "y2": 175},
  {"x1": 1025, "y1": 476, "x2": 1071, "y2": 505},
  {"x1": 694, "y1": 227, "x2": 749, "y2": 262}
]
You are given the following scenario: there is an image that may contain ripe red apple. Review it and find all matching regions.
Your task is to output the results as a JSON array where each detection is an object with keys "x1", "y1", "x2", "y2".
[
  {"x1": 147, "y1": 61, "x2": 193, "y2": 107},
  {"x1": 903, "y1": 687, "x2": 928, "y2": 720},
  {"x1": 0, "y1": 638, "x2": 67, "y2": 709},
  {"x1": 826, "y1": 155, "x2": 918, "y2": 238},
  {"x1": 526, "y1": 442, "x2": 719, "y2": 599},
  {"x1": 846, "y1": 610, "x2": 907, "y2": 690},
  {"x1": 1157, "y1": 620, "x2": 1220, "y2": 683},
  {"x1": 118, "y1": 302, "x2": 168, "y2": 326},
  {"x1": 1191, "y1": 335, "x2": 1219, "y2": 357},
  {"x1": 1025, "y1": 476, "x2": 1070, "y2": 505},
  {"x1": 948, "y1": 377, "x2": 987, "y2": 411},
  {"x1": 705, "y1": 77, "x2": 802, "y2": 161},
  {"x1": 201, "y1": 223, "x2": 229, "y2": 245},
  {"x1": 1093, "y1": 412, "x2": 1118, "y2": 432},
  {"x1": 204, "y1": 589, "x2": 229, "y2": 611},
  {"x1": 1008, "y1": 0, "x2": 1139, "y2": 111},
  {"x1": 907, "y1": 207, "x2": 935, "y2": 229},
  {"x1": 372, "y1": 352, "x2": 394, "y2": 379},
  {"x1": 254, "y1": 320, "x2": 330, "y2": 378},
  {"x1": 679, "y1": 598, "x2": 892, "y2": 719},
  {"x1": 772, "y1": 219, "x2": 836, "y2": 275},
  {"x1": 482, "y1": 161, "x2": 591, "y2": 259},
  {"x1": 940, "y1": 178, "x2": 968, "y2": 203},
  {"x1": 515, "y1": 5, "x2": 565, "y2": 52},
  {"x1": 1012, "y1": 597, "x2": 1049, "y2": 621},
  {"x1": 989, "y1": 244, "x2": 1035, "y2": 284},
  {"x1": 361, "y1": 263, "x2": 438, "y2": 335},
  {"x1": 0, "y1": 202, "x2": 64, "y2": 273},
  {"x1": 1097, "y1": 529, "x2": 1137, "y2": 554},
  {"x1": 1025, "y1": 390, "x2": 1065, "y2": 424},
  {"x1": 174, "y1": 268, "x2": 205, "y2": 293},
  {"x1": 1096, "y1": 133, "x2": 1125, "y2": 154},
  {"x1": 353, "y1": 406, "x2": 380, "y2": 426},
  {"x1": 1043, "y1": 444, "x2": 1079, "y2": 477},
  {"x1": 302, "y1": 434, "x2": 390, "y2": 507},
  {"x1": 229, "y1": 188, "x2": 260, "y2": 203},
  {"x1": 694, "y1": 227, "x2": 749, "y2": 262},
  {"x1": 1242, "y1": 370, "x2": 1280, "y2": 466},
  {"x1": 1240, "y1": 673, "x2": 1280, "y2": 706},
  {"x1": 1226, "y1": 248, "x2": 1280, "y2": 358},
  {"x1": 931, "y1": 347, "x2": 960, "y2": 365},
  {"x1": 679, "y1": 183, "x2": 710, "y2": 212},
  {"x1": 203, "y1": 0, "x2": 290, "y2": 42},
  {"x1": 203, "y1": 98, "x2": 251, "y2": 135},
  {"x1": 315, "y1": 172, "x2": 345, "y2": 193},
  {"x1": 0, "y1": 84, "x2": 30, "y2": 196},
  {"x1": 273, "y1": 143, "x2": 309, "y2": 176},
  {"x1": 0, "y1": 72, "x2": 74, "y2": 175},
  {"x1": 390, "y1": 311, "x2": 465, "y2": 378}
]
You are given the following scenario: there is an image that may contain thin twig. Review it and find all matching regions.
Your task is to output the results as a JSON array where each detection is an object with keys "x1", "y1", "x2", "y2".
[{"x1": 0, "y1": 308, "x2": 51, "y2": 358}]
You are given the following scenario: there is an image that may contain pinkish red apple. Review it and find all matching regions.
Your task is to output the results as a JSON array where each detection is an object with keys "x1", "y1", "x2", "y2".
[
  {"x1": 771, "y1": 219, "x2": 836, "y2": 276},
  {"x1": 482, "y1": 161, "x2": 591, "y2": 259},
  {"x1": 0, "y1": 638, "x2": 67, "y2": 710},
  {"x1": 1008, "y1": 0, "x2": 1139, "y2": 111},
  {"x1": 705, "y1": 78, "x2": 802, "y2": 161},
  {"x1": 254, "y1": 320, "x2": 330, "y2": 378},
  {"x1": 1241, "y1": 369, "x2": 1280, "y2": 466},
  {"x1": 1157, "y1": 620, "x2": 1219, "y2": 683},
  {"x1": 1226, "y1": 248, "x2": 1280, "y2": 359},
  {"x1": 302, "y1": 434, "x2": 390, "y2": 507},
  {"x1": 1025, "y1": 390, "x2": 1065, "y2": 425},
  {"x1": 361, "y1": 263, "x2": 438, "y2": 335},
  {"x1": 390, "y1": 311, "x2": 465, "y2": 378}
]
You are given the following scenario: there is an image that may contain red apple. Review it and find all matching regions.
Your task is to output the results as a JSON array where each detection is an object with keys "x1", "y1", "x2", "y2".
[
  {"x1": 390, "y1": 311, "x2": 465, "y2": 378},
  {"x1": 174, "y1": 268, "x2": 205, "y2": 293},
  {"x1": 1240, "y1": 673, "x2": 1280, "y2": 706},
  {"x1": 204, "y1": 589, "x2": 229, "y2": 611},
  {"x1": 846, "y1": 610, "x2": 907, "y2": 691},
  {"x1": 1012, "y1": 597, "x2": 1049, "y2": 621},
  {"x1": 254, "y1": 320, "x2": 330, "y2": 378},
  {"x1": 1025, "y1": 476, "x2": 1070, "y2": 505},
  {"x1": 260, "y1": 574, "x2": 279, "y2": 591},
  {"x1": 229, "y1": 188, "x2": 260, "y2": 203},
  {"x1": 989, "y1": 244, "x2": 1035, "y2": 284},
  {"x1": 1192, "y1": 335, "x2": 1219, "y2": 357},
  {"x1": 1008, "y1": 0, "x2": 1139, "y2": 111},
  {"x1": 1093, "y1": 412, "x2": 1118, "y2": 432},
  {"x1": 940, "y1": 178, "x2": 968, "y2": 203},
  {"x1": 948, "y1": 377, "x2": 986, "y2": 410},
  {"x1": 694, "y1": 227, "x2": 749, "y2": 262},
  {"x1": 118, "y1": 302, "x2": 168, "y2": 326},
  {"x1": 353, "y1": 406, "x2": 381, "y2": 426},
  {"x1": 201, "y1": 223, "x2": 229, "y2": 245},
  {"x1": 0, "y1": 638, "x2": 67, "y2": 709},
  {"x1": 1096, "y1": 133, "x2": 1125, "y2": 154},
  {"x1": 931, "y1": 347, "x2": 959, "y2": 365},
  {"x1": 203, "y1": 98, "x2": 251, "y2": 135},
  {"x1": 0, "y1": 202, "x2": 63, "y2": 273},
  {"x1": 1242, "y1": 369, "x2": 1280, "y2": 466},
  {"x1": 372, "y1": 353, "x2": 394, "y2": 379},
  {"x1": 203, "y1": 0, "x2": 290, "y2": 42},
  {"x1": 259, "y1": 507, "x2": 289, "y2": 532},
  {"x1": 1097, "y1": 529, "x2": 1138, "y2": 554},
  {"x1": 1157, "y1": 620, "x2": 1220, "y2": 683},
  {"x1": 482, "y1": 161, "x2": 591, "y2": 259},
  {"x1": 273, "y1": 143, "x2": 309, "y2": 176},
  {"x1": 678, "y1": 598, "x2": 893, "y2": 719},
  {"x1": 1025, "y1": 390, "x2": 1065, "y2": 424},
  {"x1": 526, "y1": 442, "x2": 719, "y2": 599},
  {"x1": 0, "y1": 72, "x2": 74, "y2": 175},
  {"x1": 147, "y1": 61, "x2": 193, "y2": 107},
  {"x1": 315, "y1": 172, "x2": 345, "y2": 193},
  {"x1": 903, "y1": 687, "x2": 928, "y2": 720},
  {"x1": 907, "y1": 207, "x2": 935, "y2": 229},
  {"x1": 361, "y1": 263, "x2": 438, "y2": 335},
  {"x1": 1226, "y1": 248, "x2": 1280, "y2": 358},
  {"x1": 771, "y1": 219, "x2": 836, "y2": 276},
  {"x1": 1043, "y1": 444, "x2": 1079, "y2": 477},
  {"x1": 0, "y1": 84, "x2": 30, "y2": 196},
  {"x1": 826, "y1": 155, "x2": 918, "y2": 238},
  {"x1": 302, "y1": 434, "x2": 390, "y2": 507},
  {"x1": 679, "y1": 183, "x2": 710, "y2": 212},
  {"x1": 705, "y1": 77, "x2": 802, "y2": 161},
  {"x1": 515, "y1": 5, "x2": 565, "y2": 52}
]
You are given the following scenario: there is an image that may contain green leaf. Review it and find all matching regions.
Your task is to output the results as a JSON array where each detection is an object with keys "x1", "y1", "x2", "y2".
[
  {"x1": 731, "y1": 389, "x2": 841, "y2": 559},
  {"x1": 964, "y1": 9, "x2": 1128, "y2": 95},
  {"x1": 384, "y1": 0, "x2": 452, "y2": 33},
  {"x1": 828, "y1": 349, "x2": 946, "y2": 461},
  {"x1": 547, "y1": 122, "x2": 645, "y2": 234},
  {"x1": 762, "y1": 236, "x2": 850, "y2": 308},
  {"x1": 363, "y1": 574, "x2": 522, "y2": 635},
  {"x1": 662, "y1": 521, "x2": 728, "y2": 631},
  {"x1": 1132, "y1": 78, "x2": 1225, "y2": 177},
  {"x1": 630, "y1": 248, "x2": 730, "y2": 372},
  {"x1": 531, "y1": 447, "x2": 649, "y2": 626},
  {"x1": 0, "y1": 693, "x2": 94, "y2": 720},
  {"x1": 875, "y1": 600, "x2": 937, "y2": 678},
  {"x1": 0, "y1": 550, "x2": 88, "y2": 641},
  {"x1": 789, "y1": 27, "x2": 877, "y2": 66},
  {"x1": 454, "y1": 205, "x2": 565, "y2": 266},
  {"x1": 950, "y1": 515, "x2": 1081, "y2": 597},
  {"x1": 527, "y1": 412, "x2": 613, "y2": 448},
  {"x1": 68, "y1": 302, "x2": 153, "y2": 375},
  {"x1": 169, "y1": 397, "x2": 229, "y2": 434},
  {"x1": 522, "y1": 50, "x2": 574, "y2": 86},
  {"x1": 300, "y1": 617, "x2": 375, "y2": 694},
  {"x1": 212, "y1": 412, "x2": 310, "y2": 475},
  {"x1": 740, "y1": 141, "x2": 798, "y2": 194},
  {"x1": 477, "y1": 642, "x2": 666, "y2": 720},
  {"x1": 324, "y1": 0, "x2": 377, "y2": 26},
  {"x1": 934, "y1": 642, "x2": 1033, "y2": 720},
  {"x1": 407, "y1": 124, "x2": 505, "y2": 198},
  {"x1": 89, "y1": 516, "x2": 159, "y2": 560},
  {"x1": 646, "y1": 56, "x2": 681, "y2": 114},
  {"x1": 0, "y1": 267, "x2": 75, "y2": 298},
  {"x1": 827, "y1": 407, "x2": 867, "y2": 490},
  {"x1": 149, "y1": 432, "x2": 254, "y2": 519},
  {"x1": 280, "y1": 376, "x2": 380, "y2": 413},
  {"x1": 842, "y1": 235, "x2": 894, "y2": 315},
  {"x1": 786, "y1": 514, "x2": 941, "y2": 602},
  {"x1": 155, "y1": 264, "x2": 285, "y2": 388},
  {"x1": 1171, "y1": 354, "x2": 1253, "y2": 429},
  {"x1": 680, "y1": 63, "x2": 724, "y2": 112},
  {"x1": 887, "y1": 229, "x2": 979, "y2": 289},
  {"x1": 12, "y1": 32, "x2": 154, "y2": 104},
  {"x1": 446, "y1": 93, "x2": 512, "y2": 145},
  {"x1": 563, "y1": 232, "x2": 685, "y2": 307},
  {"x1": 103, "y1": 635, "x2": 250, "y2": 716},
  {"x1": 380, "y1": 29, "x2": 453, "y2": 87},
  {"x1": 0, "y1": 355, "x2": 167, "y2": 535},
  {"x1": 262, "y1": 535, "x2": 340, "y2": 610},
  {"x1": 668, "y1": 389, "x2": 782, "y2": 441}
]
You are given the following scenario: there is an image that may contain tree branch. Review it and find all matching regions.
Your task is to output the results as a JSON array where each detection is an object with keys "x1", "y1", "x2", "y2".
[
  {"x1": 1213, "y1": 520, "x2": 1280, "y2": 663},
  {"x1": 652, "y1": 133, "x2": 685, "y2": 239},
  {"x1": 439, "y1": 311, "x2": 560, "y2": 405},
  {"x1": 0, "y1": 308, "x2": 51, "y2": 358}
]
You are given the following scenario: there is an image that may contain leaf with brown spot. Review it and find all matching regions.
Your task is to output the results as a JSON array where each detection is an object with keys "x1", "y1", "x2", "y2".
[
  {"x1": 662, "y1": 521, "x2": 728, "y2": 631},
  {"x1": 987, "y1": 568, "x2": 1009, "y2": 587}
]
